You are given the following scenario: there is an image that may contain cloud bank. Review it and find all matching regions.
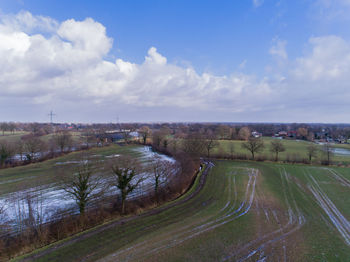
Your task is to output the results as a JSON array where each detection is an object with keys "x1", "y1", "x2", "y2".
[{"x1": 0, "y1": 11, "x2": 350, "y2": 122}]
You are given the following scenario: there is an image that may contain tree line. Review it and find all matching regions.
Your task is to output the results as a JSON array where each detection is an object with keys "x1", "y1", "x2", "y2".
[
  {"x1": 140, "y1": 126, "x2": 336, "y2": 165},
  {"x1": 0, "y1": 146, "x2": 199, "y2": 260}
]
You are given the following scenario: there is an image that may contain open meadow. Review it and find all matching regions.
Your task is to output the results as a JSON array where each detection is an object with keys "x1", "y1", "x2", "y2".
[
  {"x1": 215, "y1": 137, "x2": 350, "y2": 164},
  {"x1": 0, "y1": 131, "x2": 84, "y2": 145},
  {"x1": 0, "y1": 144, "x2": 175, "y2": 238},
  {"x1": 15, "y1": 160, "x2": 350, "y2": 261},
  {"x1": 0, "y1": 144, "x2": 142, "y2": 195}
]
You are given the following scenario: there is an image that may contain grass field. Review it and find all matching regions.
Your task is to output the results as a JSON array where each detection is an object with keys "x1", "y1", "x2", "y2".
[
  {"x1": 215, "y1": 137, "x2": 350, "y2": 164},
  {"x1": 0, "y1": 144, "x2": 143, "y2": 195},
  {"x1": 15, "y1": 160, "x2": 350, "y2": 261},
  {"x1": 0, "y1": 132, "x2": 28, "y2": 143},
  {"x1": 0, "y1": 131, "x2": 85, "y2": 145}
]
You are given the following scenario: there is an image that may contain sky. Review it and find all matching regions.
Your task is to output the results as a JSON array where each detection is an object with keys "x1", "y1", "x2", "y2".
[{"x1": 0, "y1": 0, "x2": 350, "y2": 123}]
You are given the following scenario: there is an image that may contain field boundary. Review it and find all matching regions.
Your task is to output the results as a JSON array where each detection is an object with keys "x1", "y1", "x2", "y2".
[{"x1": 14, "y1": 161, "x2": 213, "y2": 262}]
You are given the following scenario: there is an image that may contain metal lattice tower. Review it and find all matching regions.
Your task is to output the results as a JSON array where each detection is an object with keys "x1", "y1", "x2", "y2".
[{"x1": 48, "y1": 110, "x2": 56, "y2": 124}]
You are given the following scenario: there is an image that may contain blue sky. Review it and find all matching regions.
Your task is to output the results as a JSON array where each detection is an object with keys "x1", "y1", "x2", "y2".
[
  {"x1": 1, "y1": 0, "x2": 314, "y2": 74},
  {"x1": 1, "y1": 0, "x2": 350, "y2": 123}
]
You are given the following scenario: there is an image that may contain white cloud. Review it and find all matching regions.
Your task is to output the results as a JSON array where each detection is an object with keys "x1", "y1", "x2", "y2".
[
  {"x1": 281, "y1": 35, "x2": 350, "y2": 120},
  {"x1": 0, "y1": 10, "x2": 58, "y2": 33},
  {"x1": 57, "y1": 18, "x2": 112, "y2": 57},
  {"x1": 145, "y1": 47, "x2": 167, "y2": 65},
  {"x1": 0, "y1": 11, "x2": 350, "y2": 122},
  {"x1": 314, "y1": 0, "x2": 350, "y2": 20},
  {"x1": 269, "y1": 38, "x2": 288, "y2": 60},
  {"x1": 293, "y1": 36, "x2": 350, "y2": 81},
  {"x1": 253, "y1": 0, "x2": 264, "y2": 8},
  {"x1": 0, "y1": 11, "x2": 275, "y2": 120}
]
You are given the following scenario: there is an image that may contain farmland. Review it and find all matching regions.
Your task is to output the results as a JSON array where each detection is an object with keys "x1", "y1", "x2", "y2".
[
  {"x1": 0, "y1": 131, "x2": 84, "y2": 145},
  {"x1": 0, "y1": 144, "x2": 142, "y2": 195},
  {"x1": 214, "y1": 137, "x2": 350, "y2": 164},
  {"x1": 16, "y1": 160, "x2": 350, "y2": 261},
  {"x1": 0, "y1": 144, "x2": 174, "y2": 232}
]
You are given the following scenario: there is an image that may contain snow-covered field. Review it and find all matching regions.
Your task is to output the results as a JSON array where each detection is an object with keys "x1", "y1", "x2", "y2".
[{"x1": 0, "y1": 146, "x2": 176, "y2": 232}]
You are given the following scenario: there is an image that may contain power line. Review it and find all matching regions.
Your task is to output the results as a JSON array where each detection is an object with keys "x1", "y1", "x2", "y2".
[{"x1": 48, "y1": 110, "x2": 56, "y2": 124}]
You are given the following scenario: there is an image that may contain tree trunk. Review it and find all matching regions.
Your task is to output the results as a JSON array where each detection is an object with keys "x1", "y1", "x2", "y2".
[
  {"x1": 121, "y1": 195, "x2": 126, "y2": 214},
  {"x1": 79, "y1": 202, "x2": 85, "y2": 214},
  {"x1": 155, "y1": 179, "x2": 159, "y2": 203},
  {"x1": 327, "y1": 152, "x2": 330, "y2": 165}
]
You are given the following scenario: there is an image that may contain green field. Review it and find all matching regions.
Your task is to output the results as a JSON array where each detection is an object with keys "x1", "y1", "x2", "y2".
[
  {"x1": 16, "y1": 160, "x2": 350, "y2": 261},
  {"x1": 0, "y1": 131, "x2": 85, "y2": 145},
  {"x1": 215, "y1": 137, "x2": 350, "y2": 164},
  {"x1": 0, "y1": 132, "x2": 28, "y2": 143},
  {"x1": 0, "y1": 144, "x2": 143, "y2": 195}
]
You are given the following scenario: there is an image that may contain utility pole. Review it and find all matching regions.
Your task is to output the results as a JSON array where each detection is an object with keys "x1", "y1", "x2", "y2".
[{"x1": 48, "y1": 110, "x2": 56, "y2": 124}]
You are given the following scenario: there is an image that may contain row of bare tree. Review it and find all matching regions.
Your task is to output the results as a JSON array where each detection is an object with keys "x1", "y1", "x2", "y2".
[
  {"x1": 144, "y1": 127, "x2": 336, "y2": 165},
  {"x1": 0, "y1": 131, "x2": 87, "y2": 168},
  {"x1": 62, "y1": 155, "x2": 174, "y2": 215},
  {"x1": 0, "y1": 149, "x2": 199, "y2": 260},
  {"x1": 241, "y1": 138, "x2": 334, "y2": 164}
]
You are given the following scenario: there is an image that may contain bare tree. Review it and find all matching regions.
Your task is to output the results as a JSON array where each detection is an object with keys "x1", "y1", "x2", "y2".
[
  {"x1": 203, "y1": 134, "x2": 219, "y2": 158},
  {"x1": 22, "y1": 135, "x2": 46, "y2": 161},
  {"x1": 151, "y1": 156, "x2": 172, "y2": 203},
  {"x1": 322, "y1": 143, "x2": 333, "y2": 165},
  {"x1": 139, "y1": 126, "x2": 151, "y2": 145},
  {"x1": 0, "y1": 123, "x2": 9, "y2": 136},
  {"x1": 238, "y1": 126, "x2": 251, "y2": 140},
  {"x1": 0, "y1": 141, "x2": 15, "y2": 167},
  {"x1": 182, "y1": 133, "x2": 205, "y2": 157},
  {"x1": 241, "y1": 137, "x2": 264, "y2": 160},
  {"x1": 0, "y1": 203, "x2": 7, "y2": 232},
  {"x1": 152, "y1": 130, "x2": 164, "y2": 149},
  {"x1": 8, "y1": 122, "x2": 16, "y2": 134},
  {"x1": 306, "y1": 144, "x2": 318, "y2": 162},
  {"x1": 22, "y1": 190, "x2": 46, "y2": 236},
  {"x1": 297, "y1": 127, "x2": 308, "y2": 140},
  {"x1": 229, "y1": 142, "x2": 235, "y2": 158},
  {"x1": 270, "y1": 140, "x2": 286, "y2": 161},
  {"x1": 215, "y1": 125, "x2": 231, "y2": 140},
  {"x1": 53, "y1": 131, "x2": 73, "y2": 153},
  {"x1": 160, "y1": 127, "x2": 171, "y2": 150},
  {"x1": 15, "y1": 140, "x2": 25, "y2": 161},
  {"x1": 170, "y1": 138, "x2": 179, "y2": 154},
  {"x1": 62, "y1": 162, "x2": 100, "y2": 214},
  {"x1": 29, "y1": 123, "x2": 42, "y2": 136},
  {"x1": 111, "y1": 156, "x2": 144, "y2": 214}
]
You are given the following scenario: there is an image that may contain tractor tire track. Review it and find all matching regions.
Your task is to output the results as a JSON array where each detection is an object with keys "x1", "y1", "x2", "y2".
[
  {"x1": 100, "y1": 168, "x2": 258, "y2": 262},
  {"x1": 307, "y1": 173, "x2": 350, "y2": 246},
  {"x1": 326, "y1": 168, "x2": 350, "y2": 188},
  {"x1": 20, "y1": 162, "x2": 214, "y2": 262},
  {"x1": 222, "y1": 167, "x2": 306, "y2": 262}
]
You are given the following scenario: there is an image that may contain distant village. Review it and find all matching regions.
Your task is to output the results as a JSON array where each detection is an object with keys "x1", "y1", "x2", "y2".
[{"x1": 1, "y1": 122, "x2": 350, "y2": 145}]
